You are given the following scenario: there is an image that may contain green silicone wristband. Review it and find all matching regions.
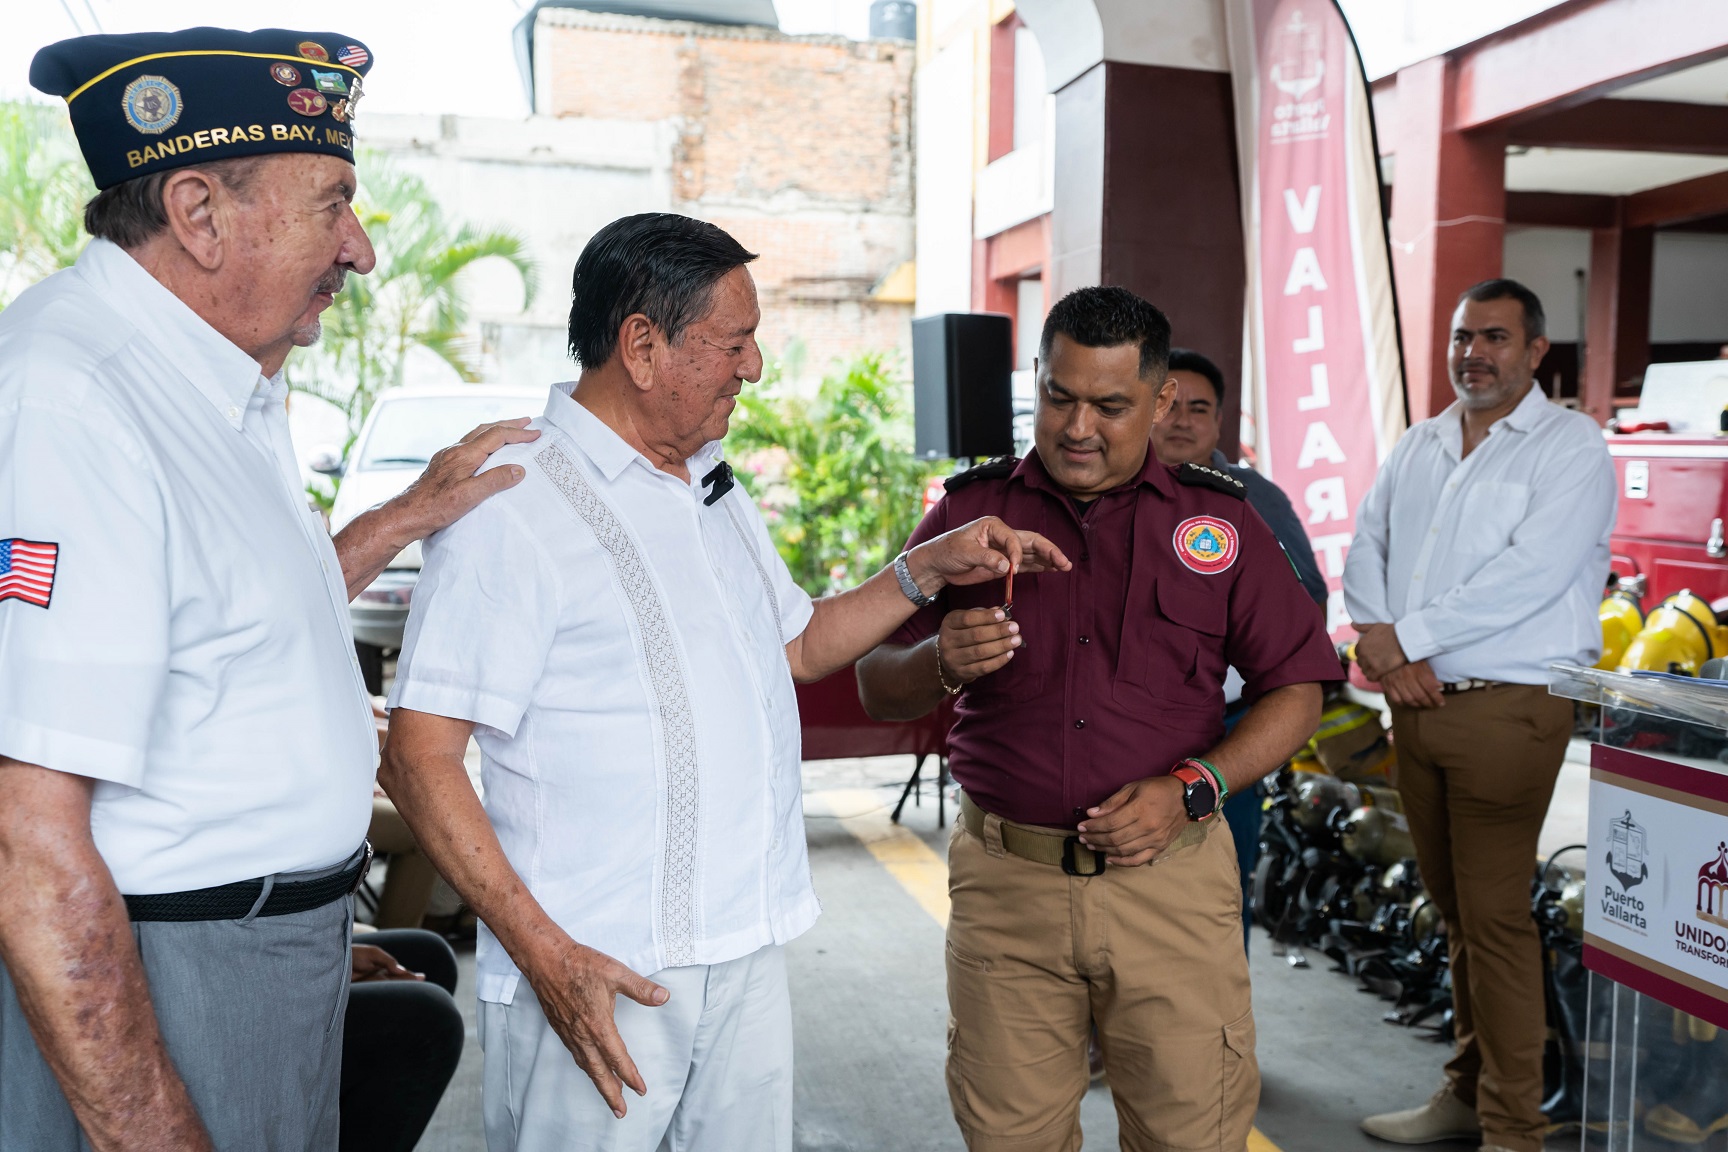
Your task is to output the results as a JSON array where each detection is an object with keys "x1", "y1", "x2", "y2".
[{"x1": 1193, "y1": 758, "x2": 1229, "y2": 805}]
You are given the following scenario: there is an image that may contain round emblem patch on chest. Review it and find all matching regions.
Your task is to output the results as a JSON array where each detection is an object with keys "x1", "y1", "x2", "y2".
[
  {"x1": 1173, "y1": 515, "x2": 1239, "y2": 575},
  {"x1": 121, "y1": 75, "x2": 182, "y2": 135}
]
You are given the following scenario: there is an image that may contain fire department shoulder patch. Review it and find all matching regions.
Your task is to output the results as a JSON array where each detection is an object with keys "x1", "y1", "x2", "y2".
[{"x1": 1173, "y1": 516, "x2": 1238, "y2": 575}]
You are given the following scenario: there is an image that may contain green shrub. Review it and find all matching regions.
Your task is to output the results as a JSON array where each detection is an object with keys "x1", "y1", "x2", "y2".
[{"x1": 730, "y1": 350, "x2": 950, "y2": 597}]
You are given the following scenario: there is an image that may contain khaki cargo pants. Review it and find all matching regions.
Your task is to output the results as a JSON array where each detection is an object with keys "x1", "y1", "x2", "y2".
[{"x1": 945, "y1": 804, "x2": 1258, "y2": 1151}]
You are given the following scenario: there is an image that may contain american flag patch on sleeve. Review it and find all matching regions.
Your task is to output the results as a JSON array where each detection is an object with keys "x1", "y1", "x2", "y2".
[{"x1": 0, "y1": 539, "x2": 59, "y2": 608}]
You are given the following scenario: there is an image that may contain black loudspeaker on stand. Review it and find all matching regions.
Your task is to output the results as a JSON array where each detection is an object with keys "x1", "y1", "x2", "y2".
[{"x1": 912, "y1": 313, "x2": 1014, "y2": 460}]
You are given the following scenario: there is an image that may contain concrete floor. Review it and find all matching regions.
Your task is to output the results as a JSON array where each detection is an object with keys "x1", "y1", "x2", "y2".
[{"x1": 411, "y1": 750, "x2": 1593, "y2": 1151}]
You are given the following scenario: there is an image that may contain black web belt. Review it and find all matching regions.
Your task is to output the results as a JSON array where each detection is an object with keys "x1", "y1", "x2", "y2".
[{"x1": 124, "y1": 842, "x2": 372, "y2": 923}]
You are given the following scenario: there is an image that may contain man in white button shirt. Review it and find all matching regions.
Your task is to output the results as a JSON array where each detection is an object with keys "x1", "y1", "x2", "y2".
[
  {"x1": 0, "y1": 30, "x2": 538, "y2": 1152},
  {"x1": 1343, "y1": 279, "x2": 1615, "y2": 1152},
  {"x1": 381, "y1": 212, "x2": 1067, "y2": 1152}
]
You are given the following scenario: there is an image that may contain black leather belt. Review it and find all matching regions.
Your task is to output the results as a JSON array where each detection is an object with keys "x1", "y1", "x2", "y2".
[{"x1": 124, "y1": 842, "x2": 372, "y2": 923}]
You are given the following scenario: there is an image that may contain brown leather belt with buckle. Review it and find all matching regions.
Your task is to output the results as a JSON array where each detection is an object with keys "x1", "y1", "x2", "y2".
[
  {"x1": 1438, "y1": 679, "x2": 1506, "y2": 695},
  {"x1": 959, "y1": 792, "x2": 1207, "y2": 877}
]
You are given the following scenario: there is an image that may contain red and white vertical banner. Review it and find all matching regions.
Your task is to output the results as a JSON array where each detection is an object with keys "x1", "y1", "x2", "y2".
[{"x1": 1225, "y1": 0, "x2": 1406, "y2": 642}]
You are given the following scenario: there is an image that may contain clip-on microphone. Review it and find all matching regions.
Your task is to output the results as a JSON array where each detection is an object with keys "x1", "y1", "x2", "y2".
[{"x1": 701, "y1": 461, "x2": 735, "y2": 506}]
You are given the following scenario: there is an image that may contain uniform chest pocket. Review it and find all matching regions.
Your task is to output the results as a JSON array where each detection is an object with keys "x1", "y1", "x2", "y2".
[
  {"x1": 1113, "y1": 577, "x2": 1227, "y2": 710},
  {"x1": 958, "y1": 575, "x2": 1047, "y2": 703},
  {"x1": 1455, "y1": 480, "x2": 1530, "y2": 553}
]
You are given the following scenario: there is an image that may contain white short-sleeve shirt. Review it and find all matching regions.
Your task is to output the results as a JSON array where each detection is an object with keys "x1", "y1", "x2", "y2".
[
  {"x1": 0, "y1": 240, "x2": 377, "y2": 893},
  {"x1": 389, "y1": 382, "x2": 820, "y2": 1000}
]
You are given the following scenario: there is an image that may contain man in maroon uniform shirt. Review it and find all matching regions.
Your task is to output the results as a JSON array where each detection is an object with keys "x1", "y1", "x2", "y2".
[{"x1": 858, "y1": 286, "x2": 1340, "y2": 1151}]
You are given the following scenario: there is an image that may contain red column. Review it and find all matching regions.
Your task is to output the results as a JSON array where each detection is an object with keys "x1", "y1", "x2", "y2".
[
  {"x1": 987, "y1": 15, "x2": 1018, "y2": 164},
  {"x1": 971, "y1": 238, "x2": 1015, "y2": 314},
  {"x1": 1583, "y1": 217, "x2": 1653, "y2": 425},
  {"x1": 1388, "y1": 56, "x2": 1507, "y2": 423},
  {"x1": 1048, "y1": 60, "x2": 1246, "y2": 455},
  {"x1": 983, "y1": 215, "x2": 1053, "y2": 356}
]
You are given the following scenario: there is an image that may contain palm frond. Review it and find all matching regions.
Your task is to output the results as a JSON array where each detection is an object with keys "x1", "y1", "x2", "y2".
[
  {"x1": 0, "y1": 102, "x2": 93, "y2": 309},
  {"x1": 292, "y1": 151, "x2": 540, "y2": 435}
]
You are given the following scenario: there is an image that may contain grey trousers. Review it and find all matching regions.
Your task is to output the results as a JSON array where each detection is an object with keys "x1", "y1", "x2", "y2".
[{"x1": 0, "y1": 878, "x2": 353, "y2": 1151}]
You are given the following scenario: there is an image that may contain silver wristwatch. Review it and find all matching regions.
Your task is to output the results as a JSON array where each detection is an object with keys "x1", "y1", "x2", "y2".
[{"x1": 893, "y1": 551, "x2": 935, "y2": 607}]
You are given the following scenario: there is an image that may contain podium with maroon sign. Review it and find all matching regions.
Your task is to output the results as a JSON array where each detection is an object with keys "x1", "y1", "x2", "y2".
[
  {"x1": 1548, "y1": 664, "x2": 1728, "y2": 1148},
  {"x1": 795, "y1": 668, "x2": 957, "y2": 826}
]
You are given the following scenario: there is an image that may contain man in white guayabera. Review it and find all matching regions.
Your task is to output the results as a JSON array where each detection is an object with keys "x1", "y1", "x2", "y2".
[{"x1": 379, "y1": 213, "x2": 1071, "y2": 1152}]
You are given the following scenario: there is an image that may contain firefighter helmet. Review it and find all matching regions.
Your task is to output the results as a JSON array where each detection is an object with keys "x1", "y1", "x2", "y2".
[
  {"x1": 1596, "y1": 589, "x2": 1644, "y2": 671},
  {"x1": 1618, "y1": 590, "x2": 1727, "y2": 676}
]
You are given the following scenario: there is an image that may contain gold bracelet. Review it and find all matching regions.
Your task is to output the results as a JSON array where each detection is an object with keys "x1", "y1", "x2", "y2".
[{"x1": 935, "y1": 635, "x2": 962, "y2": 695}]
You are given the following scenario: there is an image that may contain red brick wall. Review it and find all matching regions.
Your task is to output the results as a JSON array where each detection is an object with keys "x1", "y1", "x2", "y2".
[{"x1": 539, "y1": 11, "x2": 915, "y2": 380}]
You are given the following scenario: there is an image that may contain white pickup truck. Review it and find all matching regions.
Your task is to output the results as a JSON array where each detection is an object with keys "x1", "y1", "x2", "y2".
[{"x1": 322, "y1": 384, "x2": 545, "y2": 692}]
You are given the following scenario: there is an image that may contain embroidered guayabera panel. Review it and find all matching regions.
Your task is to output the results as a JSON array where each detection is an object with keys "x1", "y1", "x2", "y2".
[{"x1": 535, "y1": 444, "x2": 700, "y2": 966}]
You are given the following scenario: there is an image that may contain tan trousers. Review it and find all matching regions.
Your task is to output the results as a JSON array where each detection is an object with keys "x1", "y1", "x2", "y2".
[
  {"x1": 1390, "y1": 683, "x2": 1572, "y2": 1152},
  {"x1": 945, "y1": 808, "x2": 1257, "y2": 1152}
]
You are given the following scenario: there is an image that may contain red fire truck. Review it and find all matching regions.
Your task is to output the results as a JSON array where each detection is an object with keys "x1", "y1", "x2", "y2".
[{"x1": 1603, "y1": 361, "x2": 1728, "y2": 606}]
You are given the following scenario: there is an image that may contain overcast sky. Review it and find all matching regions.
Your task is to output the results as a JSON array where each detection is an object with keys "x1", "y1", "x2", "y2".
[{"x1": 3, "y1": 0, "x2": 1565, "y2": 115}]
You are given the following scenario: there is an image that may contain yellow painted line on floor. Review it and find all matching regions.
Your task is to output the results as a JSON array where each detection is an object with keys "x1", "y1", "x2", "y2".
[
  {"x1": 805, "y1": 788, "x2": 950, "y2": 926},
  {"x1": 806, "y1": 785, "x2": 1286, "y2": 1152}
]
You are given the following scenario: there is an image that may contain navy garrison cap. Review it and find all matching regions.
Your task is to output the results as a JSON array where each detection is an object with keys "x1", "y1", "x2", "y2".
[{"x1": 31, "y1": 28, "x2": 373, "y2": 190}]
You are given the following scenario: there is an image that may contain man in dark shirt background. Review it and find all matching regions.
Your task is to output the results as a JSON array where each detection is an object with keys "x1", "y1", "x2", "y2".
[
  {"x1": 1154, "y1": 348, "x2": 1327, "y2": 603},
  {"x1": 1152, "y1": 347, "x2": 1330, "y2": 952},
  {"x1": 857, "y1": 287, "x2": 1339, "y2": 1151}
]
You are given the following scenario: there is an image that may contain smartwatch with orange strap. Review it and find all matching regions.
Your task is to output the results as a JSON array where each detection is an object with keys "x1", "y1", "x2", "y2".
[{"x1": 1170, "y1": 761, "x2": 1222, "y2": 821}]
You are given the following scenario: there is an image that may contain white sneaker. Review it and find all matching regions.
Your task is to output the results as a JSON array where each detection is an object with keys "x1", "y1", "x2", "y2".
[{"x1": 1360, "y1": 1084, "x2": 1482, "y2": 1145}]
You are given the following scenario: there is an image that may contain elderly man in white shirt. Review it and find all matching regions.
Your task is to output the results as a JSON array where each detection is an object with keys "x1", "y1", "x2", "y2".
[
  {"x1": 0, "y1": 29, "x2": 539, "y2": 1152},
  {"x1": 1343, "y1": 279, "x2": 1615, "y2": 1152},
  {"x1": 381, "y1": 212, "x2": 1068, "y2": 1152}
]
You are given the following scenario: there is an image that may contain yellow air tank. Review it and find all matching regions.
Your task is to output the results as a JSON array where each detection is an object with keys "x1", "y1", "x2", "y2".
[
  {"x1": 1596, "y1": 590, "x2": 1644, "y2": 671},
  {"x1": 1618, "y1": 591, "x2": 1728, "y2": 676}
]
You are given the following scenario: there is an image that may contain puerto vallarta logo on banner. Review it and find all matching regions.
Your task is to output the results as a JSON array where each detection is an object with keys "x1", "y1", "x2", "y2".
[
  {"x1": 1268, "y1": 11, "x2": 1329, "y2": 140},
  {"x1": 1601, "y1": 809, "x2": 1650, "y2": 933},
  {"x1": 1608, "y1": 810, "x2": 1649, "y2": 890},
  {"x1": 1601, "y1": 810, "x2": 1650, "y2": 933}
]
